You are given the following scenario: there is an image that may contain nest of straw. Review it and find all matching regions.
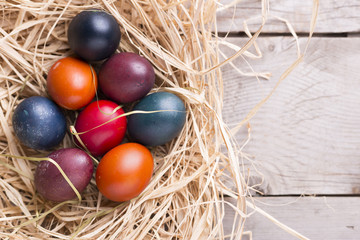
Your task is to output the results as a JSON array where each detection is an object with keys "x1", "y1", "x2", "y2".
[{"x1": 0, "y1": 0, "x2": 318, "y2": 239}]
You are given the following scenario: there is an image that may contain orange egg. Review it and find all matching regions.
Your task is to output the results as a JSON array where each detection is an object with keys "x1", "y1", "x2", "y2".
[
  {"x1": 47, "y1": 57, "x2": 98, "y2": 110},
  {"x1": 96, "y1": 143, "x2": 154, "y2": 202}
]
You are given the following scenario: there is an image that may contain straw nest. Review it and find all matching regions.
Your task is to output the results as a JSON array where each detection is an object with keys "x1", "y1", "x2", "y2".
[{"x1": 0, "y1": 0, "x2": 318, "y2": 239}]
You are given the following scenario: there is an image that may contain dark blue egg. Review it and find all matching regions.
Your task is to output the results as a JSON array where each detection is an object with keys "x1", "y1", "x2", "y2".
[
  {"x1": 128, "y1": 92, "x2": 186, "y2": 146},
  {"x1": 12, "y1": 96, "x2": 67, "y2": 150},
  {"x1": 68, "y1": 10, "x2": 121, "y2": 62}
]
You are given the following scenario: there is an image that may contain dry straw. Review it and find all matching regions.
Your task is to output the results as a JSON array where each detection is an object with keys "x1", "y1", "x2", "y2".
[{"x1": 0, "y1": 0, "x2": 318, "y2": 239}]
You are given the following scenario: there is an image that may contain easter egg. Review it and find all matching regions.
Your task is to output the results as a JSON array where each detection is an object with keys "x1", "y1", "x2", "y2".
[
  {"x1": 127, "y1": 92, "x2": 186, "y2": 146},
  {"x1": 74, "y1": 100, "x2": 127, "y2": 157},
  {"x1": 12, "y1": 96, "x2": 67, "y2": 150},
  {"x1": 47, "y1": 57, "x2": 98, "y2": 110},
  {"x1": 96, "y1": 143, "x2": 153, "y2": 202},
  {"x1": 35, "y1": 148, "x2": 94, "y2": 202},
  {"x1": 68, "y1": 10, "x2": 121, "y2": 61},
  {"x1": 99, "y1": 52, "x2": 155, "y2": 103}
]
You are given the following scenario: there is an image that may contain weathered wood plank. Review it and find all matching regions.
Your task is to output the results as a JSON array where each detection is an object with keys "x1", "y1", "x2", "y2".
[
  {"x1": 224, "y1": 196, "x2": 360, "y2": 240},
  {"x1": 221, "y1": 37, "x2": 360, "y2": 195},
  {"x1": 216, "y1": 0, "x2": 360, "y2": 33}
]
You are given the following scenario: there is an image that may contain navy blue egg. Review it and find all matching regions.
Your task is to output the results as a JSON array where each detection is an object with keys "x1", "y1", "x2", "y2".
[
  {"x1": 68, "y1": 10, "x2": 121, "y2": 62},
  {"x1": 12, "y1": 96, "x2": 67, "y2": 150},
  {"x1": 128, "y1": 92, "x2": 186, "y2": 146}
]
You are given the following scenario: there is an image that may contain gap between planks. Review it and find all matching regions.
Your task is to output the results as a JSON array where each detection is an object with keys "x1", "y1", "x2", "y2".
[{"x1": 216, "y1": 32, "x2": 351, "y2": 38}]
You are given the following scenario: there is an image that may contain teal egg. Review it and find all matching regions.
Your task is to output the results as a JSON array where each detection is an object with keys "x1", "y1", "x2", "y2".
[{"x1": 128, "y1": 92, "x2": 186, "y2": 146}]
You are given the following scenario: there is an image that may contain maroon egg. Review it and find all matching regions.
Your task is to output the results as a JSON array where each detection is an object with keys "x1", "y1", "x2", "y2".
[
  {"x1": 74, "y1": 100, "x2": 127, "y2": 156},
  {"x1": 99, "y1": 52, "x2": 155, "y2": 103},
  {"x1": 34, "y1": 148, "x2": 94, "y2": 202}
]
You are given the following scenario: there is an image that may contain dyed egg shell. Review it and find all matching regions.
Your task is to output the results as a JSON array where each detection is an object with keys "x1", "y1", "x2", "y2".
[
  {"x1": 68, "y1": 10, "x2": 121, "y2": 61},
  {"x1": 74, "y1": 100, "x2": 127, "y2": 157},
  {"x1": 99, "y1": 52, "x2": 155, "y2": 103},
  {"x1": 128, "y1": 92, "x2": 186, "y2": 146},
  {"x1": 12, "y1": 96, "x2": 66, "y2": 150},
  {"x1": 96, "y1": 143, "x2": 154, "y2": 202},
  {"x1": 35, "y1": 148, "x2": 94, "y2": 202},
  {"x1": 47, "y1": 57, "x2": 98, "y2": 110}
]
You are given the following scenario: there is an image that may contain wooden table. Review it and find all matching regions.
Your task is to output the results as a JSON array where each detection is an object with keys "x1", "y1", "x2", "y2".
[{"x1": 217, "y1": 1, "x2": 360, "y2": 239}]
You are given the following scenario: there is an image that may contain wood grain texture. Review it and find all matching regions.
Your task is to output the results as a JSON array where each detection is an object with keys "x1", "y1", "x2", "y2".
[
  {"x1": 216, "y1": 0, "x2": 360, "y2": 33},
  {"x1": 221, "y1": 37, "x2": 360, "y2": 195},
  {"x1": 224, "y1": 196, "x2": 360, "y2": 240}
]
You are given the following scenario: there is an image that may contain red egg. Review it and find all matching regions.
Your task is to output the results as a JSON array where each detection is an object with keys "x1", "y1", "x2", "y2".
[{"x1": 74, "y1": 100, "x2": 127, "y2": 157}]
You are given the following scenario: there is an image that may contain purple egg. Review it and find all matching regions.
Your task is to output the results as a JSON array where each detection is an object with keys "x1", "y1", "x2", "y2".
[
  {"x1": 35, "y1": 148, "x2": 94, "y2": 202},
  {"x1": 99, "y1": 52, "x2": 155, "y2": 103}
]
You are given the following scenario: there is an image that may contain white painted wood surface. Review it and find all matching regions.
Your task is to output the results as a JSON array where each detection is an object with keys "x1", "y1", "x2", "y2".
[
  {"x1": 224, "y1": 197, "x2": 360, "y2": 240},
  {"x1": 219, "y1": 0, "x2": 360, "y2": 235},
  {"x1": 221, "y1": 37, "x2": 360, "y2": 195},
  {"x1": 216, "y1": 0, "x2": 360, "y2": 33}
]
